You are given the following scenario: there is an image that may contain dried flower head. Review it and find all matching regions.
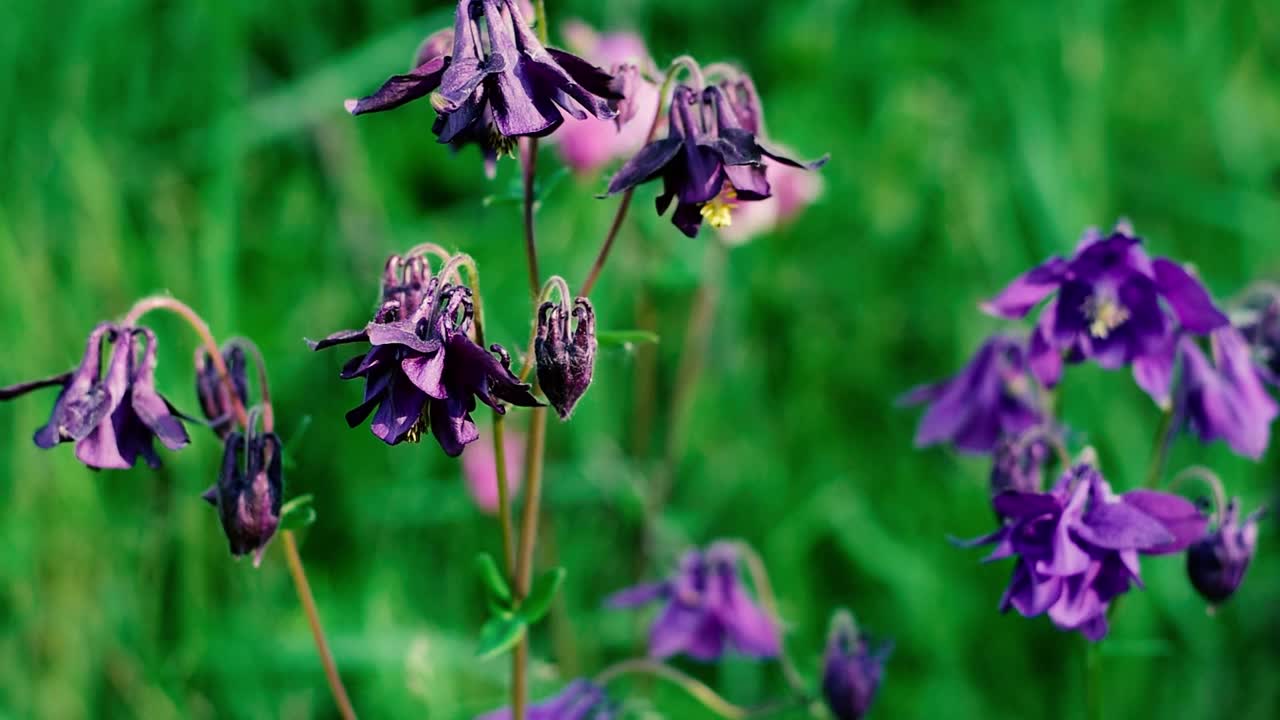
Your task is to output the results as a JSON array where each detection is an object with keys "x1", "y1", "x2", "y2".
[
  {"x1": 822, "y1": 611, "x2": 890, "y2": 720},
  {"x1": 535, "y1": 297, "x2": 596, "y2": 419},
  {"x1": 195, "y1": 344, "x2": 249, "y2": 439},
  {"x1": 203, "y1": 429, "x2": 283, "y2": 565},
  {"x1": 1187, "y1": 499, "x2": 1264, "y2": 606}
]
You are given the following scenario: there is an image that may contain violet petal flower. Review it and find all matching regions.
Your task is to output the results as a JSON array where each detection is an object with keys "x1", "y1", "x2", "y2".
[
  {"x1": 606, "y1": 542, "x2": 780, "y2": 661},
  {"x1": 821, "y1": 611, "x2": 890, "y2": 720},
  {"x1": 1187, "y1": 500, "x2": 1264, "y2": 605},
  {"x1": 983, "y1": 227, "x2": 1229, "y2": 405},
  {"x1": 535, "y1": 297, "x2": 596, "y2": 419},
  {"x1": 1177, "y1": 327, "x2": 1278, "y2": 459},
  {"x1": 959, "y1": 464, "x2": 1206, "y2": 640},
  {"x1": 474, "y1": 679, "x2": 616, "y2": 720},
  {"x1": 899, "y1": 335, "x2": 1043, "y2": 454},
  {"x1": 203, "y1": 430, "x2": 283, "y2": 565}
]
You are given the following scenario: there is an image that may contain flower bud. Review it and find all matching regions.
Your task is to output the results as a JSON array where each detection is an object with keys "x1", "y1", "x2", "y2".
[
  {"x1": 990, "y1": 435, "x2": 1049, "y2": 499},
  {"x1": 195, "y1": 345, "x2": 248, "y2": 439},
  {"x1": 203, "y1": 430, "x2": 284, "y2": 565},
  {"x1": 822, "y1": 610, "x2": 890, "y2": 720},
  {"x1": 535, "y1": 297, "x2": 596, "y2": 420},
  {"x1": 1186, "y1": 500, "x2": 1263, "y2": 606}
]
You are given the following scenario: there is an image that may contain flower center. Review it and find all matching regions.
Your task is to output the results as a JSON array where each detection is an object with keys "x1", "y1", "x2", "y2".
[
  {"x1": 1082, "y1": 294, "x2": 1130, "y2": 339},
  {"x1": 700, "y1": 189, "x2": 738, "y2": 229}
]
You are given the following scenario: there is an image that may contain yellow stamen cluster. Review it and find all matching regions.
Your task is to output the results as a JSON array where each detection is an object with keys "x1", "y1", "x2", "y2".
[
  {"x1": 700, "y1": 189, "x2": 738, "y2": 229},
  {"x1": 1082, "y1": 294, "x2": 1131, "y2": 339}
]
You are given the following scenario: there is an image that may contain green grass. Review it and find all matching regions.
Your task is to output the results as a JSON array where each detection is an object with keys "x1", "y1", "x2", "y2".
[{"x1": 1, "y1": 0, "x2": 1278, "y2": 717}]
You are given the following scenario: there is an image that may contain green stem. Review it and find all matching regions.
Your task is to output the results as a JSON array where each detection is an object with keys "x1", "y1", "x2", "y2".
[
  {"x1": 1085, "y1": 641, "x2": 1101, "y2": 720},
  {"x1": 733, "y1": 542, "x2": 807, "y2": 696},
  {"x1": 594, "y1": 659, "x2": 798, "y2": 719},
  {"x1": 283, "y1": 531, "x2": 358, "y2": 720},
  {"x1": 1144, "y1": 409, "x2": 1175, "y2": 488}
]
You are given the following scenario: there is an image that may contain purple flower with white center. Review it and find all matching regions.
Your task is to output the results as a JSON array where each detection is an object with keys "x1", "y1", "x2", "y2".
[
  {"x1": 195, "y1": 344, "x2": 249, "y2": 440},
  {"x1": 474, "y1": 679, "x2": 616, "y2": 720},
  {"x1": 0, "y1": 323, "x2": 190, "y2": 470},
  {"x1": 309, "y1": 255, "x2": 539, "y2": 456},
  {"x1": 606, "y1": 541, "x2": 780, "y2": 661},
  {"x1": 1177, "y1": 327, "x2": 1278, "y2": 459},
  {"x1": 821, "y1": 610, "x2": 890, "y2": 720},
  {"x1": 605, "y1": 83, "x2": 827, "y2": 238},
  {"x1": 1186, "y1": 499, "x2": 1264, "y2": 606},
  {"x1": 898, "y1": 335, "x2": 1044, "y2": 454},
  {"x1": 202, "y1": 429, "x2": 283, "y2": 566},
  {"x1": 983, "y1": 226, "x2": 1230, "y2": 407},
  {"x1": 346, "y1": 0, "x2": 621, "y2": 178},
  {"x1": 959, "y1": 464, "x2": 1207, "y2": 641}
]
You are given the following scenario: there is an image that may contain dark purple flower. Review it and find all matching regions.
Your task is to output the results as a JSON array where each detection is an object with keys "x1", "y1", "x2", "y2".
[
  {"x1": 346, "y1": 0, "x2": 621, "y2": 178},
  {"x1": 990, "y1": 432, "x2": 1051, "y2": 499},
  {"x1": 1, "y1": 324, "x2": 190, "y2": 470},
  {"x1": 535, "y1": 297, "x2": 596, "y2": 420},
  {"x1": 309, "y1": 255, "x2": 539, "y2": 456},
  {"x1": 898, "y1": 335, "x2": 1044, "y2": 454},
  {"x1": 606, "y1": 541, "x2": 780, "y2": 661},
  {"x1": 983, "y1": 226, "x2": 1229, "y2": 407},
  {"x1": 605, "y1": 83, "x2": 827, "y2": 238},
  {"x1": 1177, "y1": 327, "x2": 1278, "y2": 459},
  {"x1": 1237, "y1": 288, "x2": 1280, "y2": 383},
  {"x1": 474, "y1": 679, "x2": 616, "y2": 720},
  {"x1": 1186, "y1": 499, "x2": 1264, "y2": 606},
  {"x1": 959, "y1": 464, "x2": 1207, "y2": 641},
  {"x1": 203, "y1": 429, "x2": 283, "y2": 565},
  {"x1": 821, "y1": 611, "x2": 890, "y2": 720},
  {"x1": 195, "y1": 344, "x2": 249, "y2": 439}
]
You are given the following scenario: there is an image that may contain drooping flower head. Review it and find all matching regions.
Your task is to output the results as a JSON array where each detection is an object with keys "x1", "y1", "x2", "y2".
[
  {"x1": 983, "y1": 224, "x2": 1229, "y2": 407},
  {"x1": 606, "y1": 541, "x2": 780, "y2": 661},
  {"x1": 821, "y1": 610, "x2": 890, "y2": 720},
  {"x1": 535, "y1": 296, "x2": 596, "y2": 419},
  {"x1": 203, "y1": 426, "x2": 284, "y2": 566},
  {"x1": 898, "y1": 335, "x2": 1044, "y2": 454},
  {"x1": 1, "y1": 323, "x2": 190, "y2": 469},
  {"x1": 1236, "y1": 287, "x2": 1280, "y2": 383},
  {"x1": 990, "y1": 431, "x2": 1052, "y2": 499},
  {"x1": 606, "y1": 81, "x2": 827, "y2": 237},
  {"x1": 309, "y1": 253, "x2": 539, "y2": 456},
  {"x1": 346, "y1": 0, "x2": 621, "y2": 177},
  {"x1": 958, "y1": 463, "x2": 1207, "y2": 640},
  {"x1": 1186, "y1": 499, "x2": 1264, "y2": 606},
  {"x1": 461, "y1": 425, "x2": 524, "y2": 514},
  {"x1": 474, "y1": 678, "x2": 617, "y2": 720},
  {"x1": 1177, "y1": 326, "x2": 1278, "y2": 459},
  {"x1": 195, "y1": 344, "x2": 249, "y2": 439}
]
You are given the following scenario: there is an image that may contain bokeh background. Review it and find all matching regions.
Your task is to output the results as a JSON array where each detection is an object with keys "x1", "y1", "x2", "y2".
[{"x1": 1, "y1": 0, "x2": 1278, "y2": 717}]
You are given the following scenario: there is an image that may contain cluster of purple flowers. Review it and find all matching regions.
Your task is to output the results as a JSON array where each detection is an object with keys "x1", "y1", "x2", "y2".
[{"x1": 904, "y1": 222, "x2": 1271, "y2": 639}]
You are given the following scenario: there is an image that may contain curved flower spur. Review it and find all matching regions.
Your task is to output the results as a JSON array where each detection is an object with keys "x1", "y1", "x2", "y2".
[
  {"x1": 309, "y1": 249, "x2": 540, "y2": 456},
  {"x1": 345, "y1": 0, "x2": 622, "y2": 177}
]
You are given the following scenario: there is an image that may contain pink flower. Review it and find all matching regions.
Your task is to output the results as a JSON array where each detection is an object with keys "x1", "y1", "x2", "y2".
[
  {"x1": 551, "y1": 21, "x2": 660, "y2": 174},
  {"x1": 462, "y1": 427, "x2": 525, "y2": 514}
]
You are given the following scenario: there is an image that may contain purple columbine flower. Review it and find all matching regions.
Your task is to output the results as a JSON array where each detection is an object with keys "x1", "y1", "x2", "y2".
[
  {"x1": 1177, "y1": 327, "x2": 1278, "y2": 460},
  {"x1": 309, "y1": 255, "x2": 539, "y2": 456},
  {"x1": 195, "y1": 344, "x2": 249, "y2": 440},
  {"x1": 606, "y1": 541, "x2": 780, "y2": 661},
  {"x1": 821, "y1": 611, "x2": 890, "y2": 720},
  {"x1": 1186, "y1": 499, "x2": 1264, "y2": 606},
  {"x1": 535, "y1": 297, "x2": 596, "y2": 420},
  {"x1": 898, "y1": 335, "x2": 1044, "y2": 454},
  {"x1": 474, "y1": 679, "x2": 616, "y2": 720},
  {"x1": 959, "y1": 464, "x2": 1206, "y2": 641},
  {"x1": 346, "y1": 0, "x2": 621, "y2": 178},
  {"x1": 203, "y1": 429, "x2": 283, "y2": 565},
  {"x1": 983, "y1": 225, "x2": 1229, "y2": 407},
  {"x1": 605, "y1": 83, "x2": 827, "y2": 238},
  {"x1": 0, "y1": 324, "x2": 190, "y2": 470}
]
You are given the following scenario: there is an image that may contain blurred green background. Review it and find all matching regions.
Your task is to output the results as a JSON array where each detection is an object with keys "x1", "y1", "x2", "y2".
[{"x1": 1, "y1": 0, "x2": 1278, "y2": 717}]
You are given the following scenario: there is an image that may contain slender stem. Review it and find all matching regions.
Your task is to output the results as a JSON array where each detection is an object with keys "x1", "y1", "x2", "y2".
[
  {"x1": 1084, "y1": 641, "x2": 1101, "y2": 720},
  {"x1": 534, "y1": 0, "x2": 549, "y2": 44},
  {"x1": 1144, "y1": 409, "x2": 1175, "y2": 488},
  {"x1": 594, "y1": 659, "x2": 797, "y2": 719},
  {"x1": 492, "y1": 414, "x2": 516, "y2": 572},
  {"x1": 283, "y1": 531, "x2": 358, "y2": 720},
  {"x1": 226, "y1": 337, "x2": 274, "y2": 434},
  {"x1": 1168, "y1": 466, "x2": 1228, "y2": 522},
  {"x1": 405, "y1": 242, "x2": 454, "y2": 269},
  {"x1": 732, "y1": 542, "x2": 806, "y2": 695},
  {"x1": 521, "y1": 139, "x2": 542, "y2": 301},
  {"x1": 516, "y1": 407, "x2": 548, "y2": 596},
  {"x1": 122, "y1": 296, "x2": 248, "y2": 428}
]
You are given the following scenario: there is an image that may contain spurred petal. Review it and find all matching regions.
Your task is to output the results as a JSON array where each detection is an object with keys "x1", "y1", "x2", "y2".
[
  {"x1": 1152, "y1": 258, "x2": 1229, "y2": 334},
  {"x1": 345, "y1": 55, "x2": 450, "y2": 116},
  {"x1": 0, "y1": 373, "x2": 70, "y2": 400},
  {"x1": 605, "y1": 581, "x2": 668, "y2": 608},
  {"x1": 1121, "y1": 490, "x2": 1208, "y2": 555},
  {"x1": 605, "y1": 138, "x2": 682, "y2": 195},
  {"x1": 307, "y1": 328, "x2": 369, "y2": 351},
  {"x1": 981, "y1": 257, "x2": 1069, "y2": 319},
  {"x1": 1074, "y1": 500, "x2": 1175, "y2": 551}
]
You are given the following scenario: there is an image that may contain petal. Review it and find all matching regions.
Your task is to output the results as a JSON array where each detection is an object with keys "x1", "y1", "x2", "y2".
[
  {"x1": 981, "y1": 257, "x2": 1068, "y2": 319},
  {"x1": 993, "y1": 491, "x2": 1061, "y2": 520},
  {"x1": 1152, "y1": 258, "x2": 1229, "y2": 334},
  {"x1": 402, "y1": 350, "x2": 447, "y2": 400},
  {"x1": 1132, "y1": 331, "x2": 1178, "y2": 410},
  {"x1": 429, "y1": 394, "x2": 479, "y2": 457},
  {"x1": 129, "y1": 328, "x2": 190, "y2": 451},
  {"x1": 369, "y1": 375, "x2": 427, "y2": 445},
  {"x1": 307, "y1": 328, "x2": 369, "y2": 352},
  {"x1": 605, "y1": 582, "x2": 668, "y2": 608},
  {"x1": 723, "y1": 163, "x2": 771, "y2": 200},
  {"x1": 605, "y1": 138, "x2": 683, "y2": 195},
  {"x1": 1121, "y1": 490, "x2": 1208, "y2": 555},
  {"x1": 758, "y1": 141, "x2": 828, "y2": 171},
  {"x1": 344, "y1": 55, "x2": 450, "y2": 116},
  {"x1": 0, "y1": 373, "x2": 70, "y2": 401},
  {"x1": 367, "y1": 321, "x2": 443, "y2": 354},
  {"x1": 648, "y1": 602, "x2": 710, "y2": 660},
  {"x1": 1074, "y1": 500, "x2": 1175, "y2": 551}
]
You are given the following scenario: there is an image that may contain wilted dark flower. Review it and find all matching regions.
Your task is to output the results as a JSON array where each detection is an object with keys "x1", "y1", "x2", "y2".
[
  {"x1": 203, "y1": 429, "x2": 283, "y2": 565},
  {"x1": 310, "y1": 255, "x2": 539, "y2": 456},
  {"x1": 0, "y1": 324, "x2": 190, "y2": 470},
  {"x1": 195, "y1": 345, "x2": 249, "y2": 439},
  {"x1": 990, "y1": 432, "x2": 1051, "y2": 499},
  {"x1": 822, "y1": 611, "x2": 890, "y2": 720},
  {"x1": 1177, "y1": 327, "x2": 1278, "y2": 459},
  {"x1": 606, "y1": 84, "x2": 827, "y2": 238},
  {"x1": 346, "y1": 0, "x2": 621, "y2": 177},
  {"x1": 474, "y1": 678, "x2": 616, "y2": 720},
  {"x1": 535, "y1": 297, "x2": 596, "y2": 419},
  {"x1": 606, "y1": 541, "x2": 780, "y2": 661},
  {"x1": 958, "y1": 464, "x2": 1206, "y2": 640},
  {"x1": 898, "y1": 335, "x2": 1043, "y2": 454},
  {"x1": 984, "y1": 225, "x2": 1229, "y2": 407},
  {"x1": 1186, "y1": 499, "x2": 1264, "y2": 606}
]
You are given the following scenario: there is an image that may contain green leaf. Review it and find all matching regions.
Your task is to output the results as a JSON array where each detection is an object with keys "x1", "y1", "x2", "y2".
[
  {"x1": 475, "y1": 553, "x2": 513, "y2": 606},
  {"x1": 476, "y1": 614, "x2": 526, "y2": 660},
  {"x1": 279, "y1": 494, "x2": 316, "y2": 531},
  {"x1": 596, "y1": 330, "x2": 660, "y2": 348},
  {"x1": 518, "y1": 566, "x2": 566, "y2": 625}
]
